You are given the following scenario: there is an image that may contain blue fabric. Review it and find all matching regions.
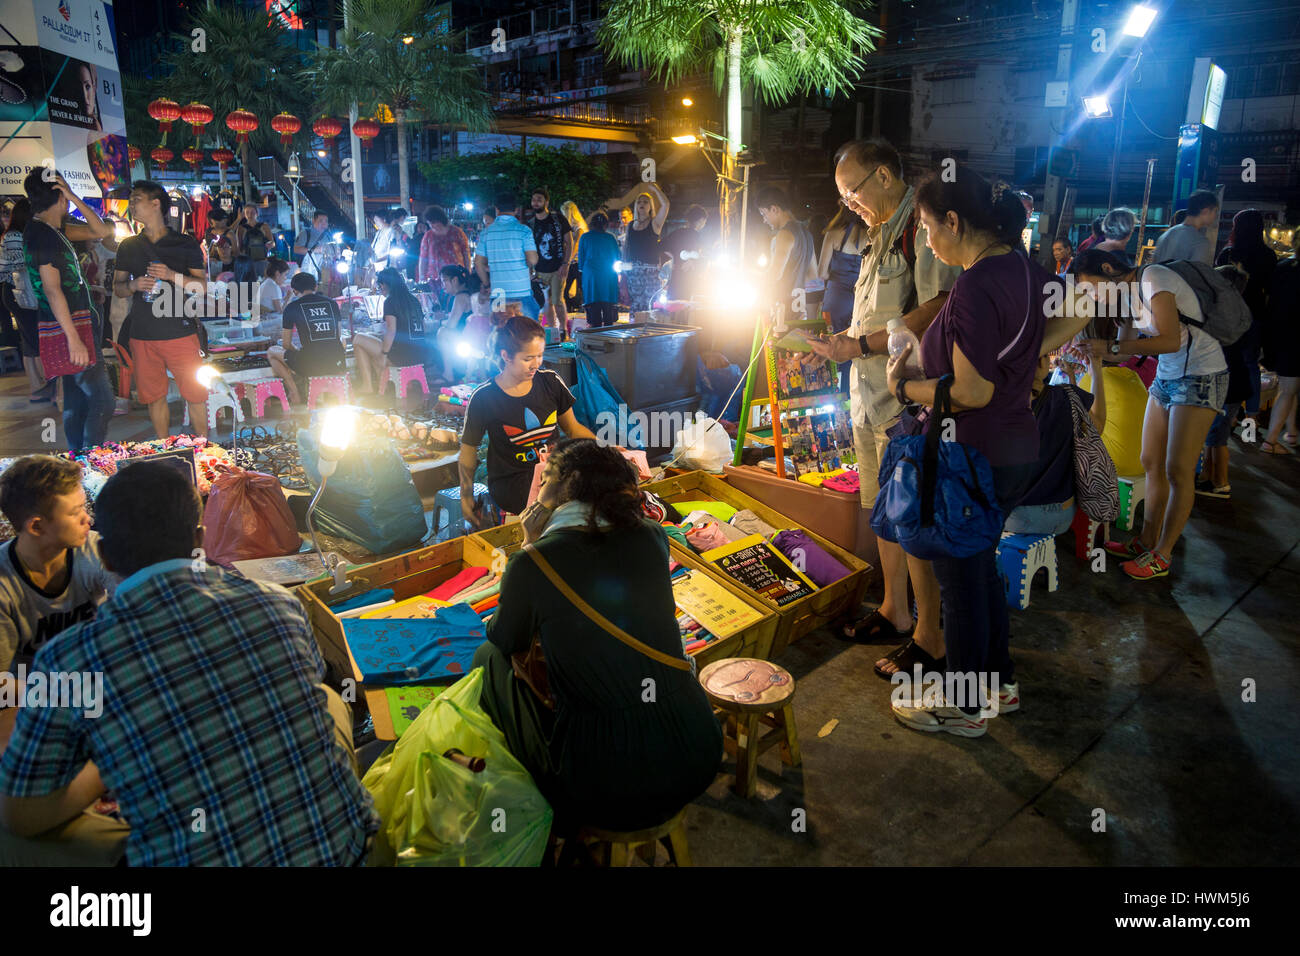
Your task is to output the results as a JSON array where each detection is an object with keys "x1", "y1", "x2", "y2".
[
  {"x1": 344, "y1": 603, "x2": 486, "y2": 685},
  {"x1": 569, "y1": 345, "x2": 627, "y2": 435},
  {"x1": 330, "y1": 587, "x2": 396, "y2": 614},
  {"x1": 62, "y1": 361, "x2": 114, "y2": 452},
  {"x1": 579, "y1": 231, "x2": 620, "y2": 304},
  {"x1": 475, "y1": 215, "x2": 535, "y2": 299},
  {"x1": 697, "y1": 355, "x2": 743, "y2": 422}
]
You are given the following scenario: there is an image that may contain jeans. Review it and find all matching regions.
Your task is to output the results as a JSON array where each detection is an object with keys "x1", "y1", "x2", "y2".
[
  {"x1": 930, "y1": 460, "x2": 1037, "y2": 713},
  {"x1": 61, "y1": 360, "x2": 114, "y2": 451},
  {"x1": 1004, "y1": 498, "x2": 1076, "y2": 536},
  {"x1": 1205, "y1": 402, "x2": 1238, "y2": 448}
]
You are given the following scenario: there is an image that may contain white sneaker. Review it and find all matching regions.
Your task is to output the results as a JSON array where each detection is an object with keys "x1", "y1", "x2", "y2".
[
  {"x1": 891, "y1": 696, "x2": 988, "y2": 738},
  {"x1": 998, "y1": 682, "x2": 1020, "y2": 714}
]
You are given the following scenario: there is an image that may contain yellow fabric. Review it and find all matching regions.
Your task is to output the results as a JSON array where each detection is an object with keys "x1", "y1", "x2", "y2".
[
  {"x1": 1080, "y1": 366, "x2": 1148, "y2": 477},
  {"x1": 797, "y1": 468, "x2": 848, "y2": 487}
]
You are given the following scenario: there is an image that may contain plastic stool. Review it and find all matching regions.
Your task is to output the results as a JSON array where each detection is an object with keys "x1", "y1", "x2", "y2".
[
  {"x1": 699, "y1": 658, "x2": 799, "y2": 799},
  {"x1": 381, "y1": 364, "x2": 430, "y2": 401},
  {"x1": 1116, "y1": 475, "x2": 1146, "y2": 532},
  {"x1": 433, "y1": 483, "x2": 488, "y2": 541},
  {"x1": 574, "y1": 807, "x2": 692, "y2": 867},
  {"x1": 1069, "y1": 509, "x2": 1109, "y2": 561},
  {"x1": 0, "y1": 346, "x2": 22, "y2": 374},
  {"x1": 996, "y1": 532, "x2": 1059, "y2": 610},
  {"x1": 236, "y1": 377, "x2": 292, "y2": 418},
  {"x1": 183, "y1": 390, "x2": 240, "y2": 434},
  {"x1": 306, "y1": 375, "x2": 351, "y2": 410}
]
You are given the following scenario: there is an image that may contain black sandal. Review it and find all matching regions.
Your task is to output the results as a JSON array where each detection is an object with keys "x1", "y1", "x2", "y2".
[
  {"x1": 873, "y1": 639, "x2": 946, "y2": 681},
  {"x1": 842, "y1": 607, "x2": 914, "y2": 644}
]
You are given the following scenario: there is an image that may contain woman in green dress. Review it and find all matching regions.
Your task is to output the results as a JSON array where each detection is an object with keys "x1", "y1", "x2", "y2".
[{"x1": 473, "y1": 439, "x2": 722, "y2": 831}]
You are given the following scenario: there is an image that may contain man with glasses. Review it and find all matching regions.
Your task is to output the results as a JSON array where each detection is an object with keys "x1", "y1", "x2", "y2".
[{"x1": 805, "y1": 139, "x2": 961, "y2": 667}]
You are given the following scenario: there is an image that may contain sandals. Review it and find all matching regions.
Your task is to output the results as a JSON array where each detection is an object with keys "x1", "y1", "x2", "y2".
[
  {"x1": 1260, "y1": 441, "x2": 1293, "y2": 455},
  {"x1": 873, "y1": 639, "x2": 946, "y2": 681},
  {"x1": 842, "y1": 607, "x2": 914, "y2": 644}
]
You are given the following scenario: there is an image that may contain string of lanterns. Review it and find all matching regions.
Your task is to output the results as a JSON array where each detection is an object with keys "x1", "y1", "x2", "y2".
[{"x1": 131, "y1": 108, "x2": 385, "y2": 173}]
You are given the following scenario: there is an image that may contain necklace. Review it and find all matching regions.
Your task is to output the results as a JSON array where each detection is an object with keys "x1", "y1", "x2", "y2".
[{"x1": 966, "y1": 239, "x2": 1007, "y2": 269}]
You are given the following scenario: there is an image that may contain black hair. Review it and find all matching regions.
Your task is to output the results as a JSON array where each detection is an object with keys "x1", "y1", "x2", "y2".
[
  {"x1": 546, "y1": 438, "x2": 643, "y2": 534},
  {"x1": 834, "y1": 138, "x2": 904, "y2": 180},
  {"x1": 95, "y1": 462, "x2": 203, "y2": 577},
  {"x1": 915, "y1": 164, "x2": 1027, "y2": 248},
  {"x1": 1227, "y1": 208, "x2": 1267, "y2": 257},
  {"x1": 131, "y1": 179, "x2": 169, "y2": 211},
  {"x1": 685, "y1": 204, "x2": 707, "y2": 224},
  {"x1": 265, "y1": 257, "x2": 290, "y2": 279},
  {"x1": 1172, "y1": 209, "x2": 1188, "y2": 226},
  {"x1": 589, "y1": 211, "x2": 609, "y2": 232},
  {"x1": 1187, "y1": 190, "x2": 1219, "y2": 217},
  {"x1": 483, "y1": 205, "x2": 498, "y2": 220},
  {"x1": 424, "y1": 205, "x2": 449, "y2": 226},
  {"x1": 374, "y1": 207, "x2": 405, "y2": 227},
  {"x1": 494, "y1": 193, "x2": 519, "y2": 215},
  {"x1": 530, "y1": 186, "x2": 549, "y2": 202},
  {"x1": 312, "y1": 210, "x2": 329, "y2": 222},
  {"x1": 754, "y1": 185, "x2": 790, "y2": 211},
  {"x1": 1090, "y1": 216, "x2": 1105, "y2": 238},
  {"x1": 1052, "y1": 237, "x2": 1073, "y2": 251},
  {"x1": 1070, "y1": 247, "x2": 1137, "y2": 281},
  {"x1": 290, "y1": 271, "x2": 317, "y2": 293},
  {"x1": 375, "y1": 267, "x2": 420, "y2": 321},
  {"x1": 487, "y1": 314, "x2": 545, "y2": 368},
  {"x1": 23, "y1": 168, "x2": 63, "y2": 215},
  {"x1": 439, "y1": 263, "x2": 481, "y2": 295},
  {"x1": 3, "y1": 197, "x2": 31, "y2": 235}
]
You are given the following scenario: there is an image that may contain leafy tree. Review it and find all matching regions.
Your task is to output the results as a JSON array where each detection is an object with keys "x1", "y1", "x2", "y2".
[
  {"x1": 305, "y1": 0, "x2": 494, "y2": 211},
  {"x1": 158, "y1": 5, "x2": 313, "y2": 200},
  {"x1": 417, "y1": 145, "x2": 613, "y2": 218}
]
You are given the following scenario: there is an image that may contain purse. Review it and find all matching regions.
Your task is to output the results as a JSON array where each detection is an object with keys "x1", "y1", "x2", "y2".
[
  {"x1": 510, "y1": 544, "x2": 694, "y2": 710},
  {"x1": 870, "y1": 375, "x2": 1004, "y2": 559},
  {"x1": 1063, "y1": 385, "x2": 1119, "y2": 522},
  {"x1": 37, "y1": 229, "x2": 100, "y2": 377}
]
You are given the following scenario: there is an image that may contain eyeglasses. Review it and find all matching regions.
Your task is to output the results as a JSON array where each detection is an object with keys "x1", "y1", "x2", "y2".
[{"x1": 840, "y1": 166, "x2": 883, "y2": 202}]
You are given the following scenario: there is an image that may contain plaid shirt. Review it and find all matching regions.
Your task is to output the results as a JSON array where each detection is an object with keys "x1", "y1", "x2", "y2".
[
  {"x1": 418, "y1": 224, "x2": 470, "y2": 283},
  {"x1": 474, "y1": 215, "x2": 536, "y2": 298},
  {"x1": 0, "y1": 560, "x2": 378, "y2": 866}
]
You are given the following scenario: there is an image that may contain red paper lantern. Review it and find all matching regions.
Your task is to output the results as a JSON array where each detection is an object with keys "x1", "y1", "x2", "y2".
[
  {"x1": 180, "y1": 102, "x2": 214, "y2": 145},
  {"x1": 182, "y1": 147, "x2": 205, "y2": 171},
  {"x1": 225, "y1": 109, "x2": 259, "y2": 144},
  {"x1": 270, "y1": 111, "x2": 301, "y2": 148},
  {"x1": 211, "y1": 148, "x2": 235, "y2": 171},
  {"x1": 148, "y1": 98, "x2": 182, "y2": 139},
  {"x1": 150, "y1": 147, "x2": 174, "y2": 171},
  {"x1": 352, "y1": 118, "x2": 380, "y2": 150},
  {"x1": 127, "y1": 144, "x2": 141, "y2": 165},
  {"x1": 312, "y1": 116, "x2": 343, "y2": 140}
]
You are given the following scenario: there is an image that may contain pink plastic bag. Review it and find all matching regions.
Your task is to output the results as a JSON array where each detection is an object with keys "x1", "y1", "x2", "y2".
[{"x1": 201, "y1": 466, "x2": 302, "y2": 566}]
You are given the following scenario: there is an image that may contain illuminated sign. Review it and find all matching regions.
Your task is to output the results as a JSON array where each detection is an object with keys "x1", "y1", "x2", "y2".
[
  {"x1": 266, "y1": 0, "x2": 304, "y2": 30},
  {"x1": 1202, "y1": 64, "x2": 1226, "y2": 130}
]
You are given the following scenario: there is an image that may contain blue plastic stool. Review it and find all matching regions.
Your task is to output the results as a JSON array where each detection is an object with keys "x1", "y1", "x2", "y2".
[
  {"x1": 995, "y1": 532, "x2": 1059, "y2": 610},
  {"x1": 432, "y1": 483, "x2": 489, "y2": 542}
]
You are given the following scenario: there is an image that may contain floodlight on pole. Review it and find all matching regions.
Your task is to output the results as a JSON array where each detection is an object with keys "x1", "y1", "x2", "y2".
[
  {"x1": 671, "y1": 133, "x2": 698, "y2": 145},
  {"x1": 1123, "y1": 5, "x2": 1158, "y2": 37},
  {"x1": 1084, "y1": 95, "x2": 1112, "y2": 118}
]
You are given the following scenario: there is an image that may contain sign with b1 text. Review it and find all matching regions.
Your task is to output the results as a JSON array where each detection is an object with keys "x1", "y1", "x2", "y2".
[{"x1": 0, "y1": 0, "x2": 129, "y2": 203}]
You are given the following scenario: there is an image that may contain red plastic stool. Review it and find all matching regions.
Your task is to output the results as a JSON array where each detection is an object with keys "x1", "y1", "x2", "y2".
[
  {"x1": 381, "y1": 364, "x2": 430, "y2": 401},
  {"x1": 307, "y1": 375, "x2": 351, "y2": 410},
  {"x1": 236, "y1": 378, "x2": 293, "y2": 418},
  {"x1": 1069, "y1": 508, "x2": 1108, "y2": 561}
]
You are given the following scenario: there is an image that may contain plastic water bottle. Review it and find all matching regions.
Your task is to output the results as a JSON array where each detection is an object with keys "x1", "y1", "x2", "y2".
[{"x1": 887, "y1": 318, "x2": 923, "y2": 376}]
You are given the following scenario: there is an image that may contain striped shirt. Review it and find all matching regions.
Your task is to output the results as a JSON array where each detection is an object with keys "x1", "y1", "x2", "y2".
[
  {"x1": 474, "y1": 215, "x2": 536, "y2": 298},
  {"x1": 0, "y1": 559, "x2": 379, "y2": 866}
]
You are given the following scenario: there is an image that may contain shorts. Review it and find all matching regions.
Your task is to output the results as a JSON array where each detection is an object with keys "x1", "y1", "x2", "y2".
[
  {"x1": 285, "y1": 348, "x2": 343, "y2": 379},
  {"x1": 534, "y1": 270, "x2": 566, "y2": 306},
  {"x1": 1148, "y1": 371, "x2": 1229, "y2": 412},
  {"x1": 131, "y1": 335, "x2": 207, "y2": 404},
  {"x1": 851, "y1": 415, "x2": 900, "y2": 509}
]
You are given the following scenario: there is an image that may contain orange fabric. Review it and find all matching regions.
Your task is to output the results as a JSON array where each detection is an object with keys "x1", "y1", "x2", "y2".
[{"x1": 131, "y1": 335, "x2": 206, "y2": 404}]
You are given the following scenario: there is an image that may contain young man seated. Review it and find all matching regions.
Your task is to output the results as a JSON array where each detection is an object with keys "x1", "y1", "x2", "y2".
[
  {"x1": 0, "y1": 456, "x2": 115, "y2": 683},
  {"x1": 266, "y1": 271, "x2": 345, "y2": 406},
  {"x1": 0, "y1": 462, "x2": 378, "y2": 866}
]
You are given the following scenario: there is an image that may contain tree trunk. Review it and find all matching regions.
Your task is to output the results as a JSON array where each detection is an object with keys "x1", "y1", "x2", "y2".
[
  {"x1": 240, "y1": 139, "x2": 253, "y2": 203},
  {"x1": 396, "y1": 108, "x2": 410, "y2": 211}
]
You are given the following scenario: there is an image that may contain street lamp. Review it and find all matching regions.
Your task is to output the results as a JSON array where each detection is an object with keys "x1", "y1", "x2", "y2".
[
  {"x1": 306, "y1": 405, "x2": 359, "y2": 593},
  {"x1": 1104, "y1": 4, "x2": 1159, "y2": 209},
  {"x1": 1083, "y1": 95, "x2": 1112, "y2": 118},
  {"x1": 286, "y1": 151, "x2": 302, "y2": 241},
  {"x1": 1122, "y1": 5, "x2": 1158, "y2": 37},
  {"x1": 681, "y1": 97, "x2": 694, "y2": 107}
]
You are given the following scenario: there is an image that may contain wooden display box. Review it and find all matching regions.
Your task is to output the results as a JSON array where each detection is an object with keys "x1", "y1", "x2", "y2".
[
  {"x1": 296, "y1": 534, "x2": 500, "y2": 740},
  {"x1": 643, "y1": 470, "x2": 871, "y2": 657},
  {"x1": 468, "y1": 521, "x2": 779, "y2": 667}
]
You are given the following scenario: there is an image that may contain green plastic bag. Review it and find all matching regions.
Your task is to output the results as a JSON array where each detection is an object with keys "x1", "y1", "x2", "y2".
[{"x1": 362, "y1": 667, "x2": 553, "y2": 866}]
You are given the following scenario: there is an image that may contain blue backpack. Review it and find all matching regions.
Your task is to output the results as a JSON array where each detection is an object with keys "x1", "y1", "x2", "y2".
[{"x1": 870, "y1": 377, "x2": 1004, "y2": 559}]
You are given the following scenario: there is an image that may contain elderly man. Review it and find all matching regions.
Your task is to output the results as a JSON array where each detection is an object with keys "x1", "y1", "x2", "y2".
[{"x1": 805, "y1": 139, "x2": 962, "y2": 677}]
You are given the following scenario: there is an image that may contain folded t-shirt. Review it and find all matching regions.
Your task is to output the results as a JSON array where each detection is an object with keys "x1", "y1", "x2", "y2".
[
  {"x1": 771, "y1": 529, "x2": 850, "y2": 587},
  {"x1": 730, "y1": 509, "x2": 779, "y2": 539},
  {"x1": 427, "y1": 566, "x2": 489, "y2": 601},
  {"x1": 672, "y1": 500, "x2": 737, "y2": 522},
  {"x1": 823, "y1": 471, "x2": 860, "y2": 495},
  {"x1": 685, "y1": 517, "x2": 748, "y2": 552}
]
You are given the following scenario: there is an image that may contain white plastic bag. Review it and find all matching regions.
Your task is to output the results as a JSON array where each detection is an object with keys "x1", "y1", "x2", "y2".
[{"x1": 671, "y1": 416, "x2": 733, "y2": 473}]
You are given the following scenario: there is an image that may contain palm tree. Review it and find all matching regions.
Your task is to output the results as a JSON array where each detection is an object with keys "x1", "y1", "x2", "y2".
[
  {"x1": 159, "y1": 5, "x2": 312, "y2": 201},
  {"x1": 305, "y1": 0, "x2": 494, "y2": 212}
]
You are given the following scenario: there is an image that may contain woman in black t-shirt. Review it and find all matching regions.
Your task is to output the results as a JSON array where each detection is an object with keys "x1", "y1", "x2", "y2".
[
  {"x1": 457, "y1": 315, "x2": 597, "y2": 525},
  {"x1": 353, "y1": 267, "x2": 430, "y2": 395}
]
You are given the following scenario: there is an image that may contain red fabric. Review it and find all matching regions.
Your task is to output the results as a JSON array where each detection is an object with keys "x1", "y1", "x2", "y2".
[
  {"x1": 192, "y1": 193, "x2": 212, "y2": 241},
  {"x1": 418, "y1": 225, "x2": 470, "y2": 283},
  {"x1": 427, "y1": 565, "x2": 488, "y2": 601}
]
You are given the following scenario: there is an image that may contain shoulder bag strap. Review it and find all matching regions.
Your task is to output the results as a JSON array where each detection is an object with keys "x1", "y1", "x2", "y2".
[{"x1": 524, "y1": 545, "x2": 692, "y2": 673}]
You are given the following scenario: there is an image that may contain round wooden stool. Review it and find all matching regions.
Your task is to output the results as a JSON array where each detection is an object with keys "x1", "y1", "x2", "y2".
[
  {"x1": 698, "y1": 658, "x2": 801, "y2": 798},
  {"x1": 576, "y1": 806, "x2": 692, "y2": 867}
]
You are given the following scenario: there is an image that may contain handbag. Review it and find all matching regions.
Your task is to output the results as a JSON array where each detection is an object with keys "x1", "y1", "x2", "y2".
[
  {"x1": 510, "y1": 544, "x2": 694, "y2": 710},
  {"x1": 39, "y1": 308, "x2": 99, "y2": 377},
  {"x1": 870, "y1": 376, "x2": 1004, "y2": 559},
  {"x1": 1063, "y1": 385, "x2": 1119, "y2": 522}
]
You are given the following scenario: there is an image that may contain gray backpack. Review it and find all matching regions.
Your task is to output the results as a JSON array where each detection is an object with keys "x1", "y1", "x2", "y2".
[{"x1": 1137, "y1": 260, "x2": 1252, "y2": 346}]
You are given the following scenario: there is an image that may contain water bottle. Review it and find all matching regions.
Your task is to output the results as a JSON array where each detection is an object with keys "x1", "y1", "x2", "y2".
[{"x1": 887, "y1": 318, "x2": 923, "y2": 375}]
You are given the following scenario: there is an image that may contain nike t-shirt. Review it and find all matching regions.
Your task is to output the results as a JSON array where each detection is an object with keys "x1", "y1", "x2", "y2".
[
  {"x1": 0, "y1": 532, "x2": 116, "y2": 671},
  {"x1": 461, "y1": 369, "x2": 575, "y2": 514}
]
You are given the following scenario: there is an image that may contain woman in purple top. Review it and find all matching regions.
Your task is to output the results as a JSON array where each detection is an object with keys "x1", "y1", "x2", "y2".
[{"x1": 885, "y1": 166, "x2": 1057, "y2": 738}]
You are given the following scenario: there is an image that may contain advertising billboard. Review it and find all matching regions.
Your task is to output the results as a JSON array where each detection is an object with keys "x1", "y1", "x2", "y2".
[{"x1": 0, "y1": 0, "x2": 129, "y2": 204}]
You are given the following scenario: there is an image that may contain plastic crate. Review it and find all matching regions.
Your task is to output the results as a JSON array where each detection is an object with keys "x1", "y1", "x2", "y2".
[{"x1": 575, "y1": 322, "x2": 701, "y2": 410}]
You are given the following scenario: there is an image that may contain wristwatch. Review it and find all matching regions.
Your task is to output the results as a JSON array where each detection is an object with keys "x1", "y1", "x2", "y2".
[
  {"x1": 1109, "y1": 341, "x2": 1122, "y2": 355},
  {"x1": 895, "y1": 377, "x2": 910, "y2": 406},
  {"x1": 859, "y1": 334, "x2": 870, "y2": 357}
]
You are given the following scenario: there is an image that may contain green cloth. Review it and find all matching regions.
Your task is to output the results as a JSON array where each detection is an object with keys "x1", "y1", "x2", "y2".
[
  {"x1": 672, "y1": 500, "x2": 737, "y2": 522},
  {"x1": 475, "y1": 518, "x2": 722, "y2": 831}
]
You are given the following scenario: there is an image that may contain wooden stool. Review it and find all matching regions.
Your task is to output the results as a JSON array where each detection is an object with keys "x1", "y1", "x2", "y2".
[
  {"x1": 307, "y1": 375, "x2": 351, "y2": 410},
  {"x1": 699, "y1": 658, "x2": 800, "y2": 798},
  {"x1": 576, "y1": 806, "x2": 692, "y2": 867}
]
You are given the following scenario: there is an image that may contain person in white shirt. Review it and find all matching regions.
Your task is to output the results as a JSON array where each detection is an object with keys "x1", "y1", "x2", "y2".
[
  {"x1": 1076, "y1": 248, "x2": 1227, "y2": 581},
  {"x1": 256, "y1": 258, "x2": 290, "y2": 334}
]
